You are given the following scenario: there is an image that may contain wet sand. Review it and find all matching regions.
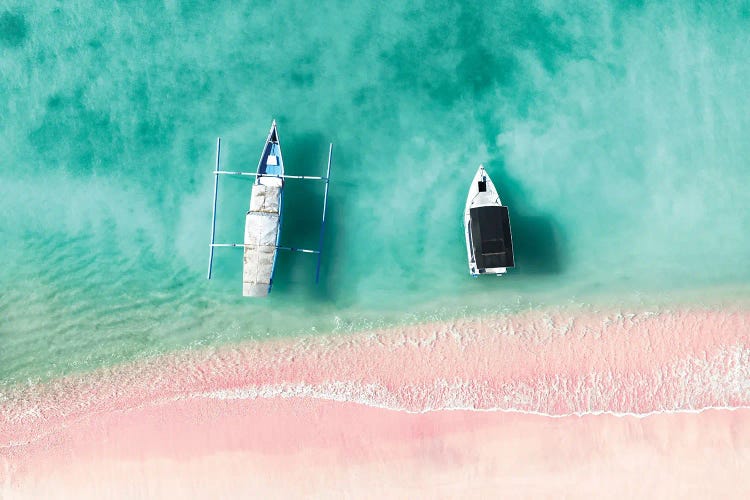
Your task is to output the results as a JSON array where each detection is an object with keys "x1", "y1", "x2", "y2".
[{"x1": 3, "y1": 398, "x2": 750, "y2": 499}]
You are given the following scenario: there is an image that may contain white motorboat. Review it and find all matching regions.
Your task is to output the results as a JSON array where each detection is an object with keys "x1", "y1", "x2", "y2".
[{"x1": 464, "y1": 165, "x2": 515, "y2": 276}]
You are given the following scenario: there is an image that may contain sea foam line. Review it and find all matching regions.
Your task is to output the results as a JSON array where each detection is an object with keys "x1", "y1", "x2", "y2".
[
  {"x1": 2, "y1": 384, "x2": 750, "y2": 452},
  {"x1": 3, "y1": 346, "x2": 750, "y2": 451},
  {"x1": 195, "y1": 382, "x2": 750, "y2": 418}
]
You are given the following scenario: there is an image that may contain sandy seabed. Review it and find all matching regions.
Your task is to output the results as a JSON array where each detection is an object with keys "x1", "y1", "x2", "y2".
[{"x1": 2, "y1": 307, "x2": 749, "y2": 498}]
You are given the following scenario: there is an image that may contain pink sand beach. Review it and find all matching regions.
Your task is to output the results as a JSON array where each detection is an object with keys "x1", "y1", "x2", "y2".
[{"x1": 2, "y1": 307, "x2": 750, "y2": 497}]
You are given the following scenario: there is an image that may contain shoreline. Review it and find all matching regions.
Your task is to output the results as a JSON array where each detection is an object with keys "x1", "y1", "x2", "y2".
[
  {"x1": 2, "y1": 306, "x2": 748, "y2": 442},
  {"x1": 1, "y1": 304, "x2": 749, "y2": 497}
]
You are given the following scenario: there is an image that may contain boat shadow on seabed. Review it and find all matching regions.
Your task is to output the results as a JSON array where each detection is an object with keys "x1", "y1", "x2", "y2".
[
  {"x1": 485, "y1": 156, "x2": 566, "y2": 276},
  {"x1": 268, "y1": 131, "x2": 340, "y2": 300}
]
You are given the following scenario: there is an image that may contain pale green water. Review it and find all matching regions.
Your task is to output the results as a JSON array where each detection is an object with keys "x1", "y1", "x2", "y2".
[{"x1": 1, "y1": 1, "x2": 749, "y2": 384}]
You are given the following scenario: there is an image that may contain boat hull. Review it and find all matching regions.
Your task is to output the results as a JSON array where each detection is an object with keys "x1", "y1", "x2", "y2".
[{"x1": 243, "y1": 122, "x2": 285, "y2": 297}]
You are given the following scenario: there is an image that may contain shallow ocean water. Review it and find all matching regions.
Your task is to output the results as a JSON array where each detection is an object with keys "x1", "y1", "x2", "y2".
[{"x1": 1, "y1": 0, "x2": 749, "y2": 384}]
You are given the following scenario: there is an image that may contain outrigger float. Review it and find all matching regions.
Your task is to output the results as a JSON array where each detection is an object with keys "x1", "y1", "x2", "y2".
[
  {"x1": 207, "y1": 120, "x2": 332, "y2": 297},
  {"x1": 464, "y1": 165, "x2": 514, "y2": 277}
]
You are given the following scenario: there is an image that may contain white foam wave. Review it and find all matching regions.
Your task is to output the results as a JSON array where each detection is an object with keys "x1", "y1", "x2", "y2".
[{"x1": 195, "y1": 381, "x2": 750, "y2": 418}]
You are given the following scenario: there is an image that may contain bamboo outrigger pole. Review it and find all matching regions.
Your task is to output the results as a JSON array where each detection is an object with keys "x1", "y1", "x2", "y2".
[
  {"x1": 207, "y1": 137, "x2": 221, "y2": 279},
  {"x1": 315, "y1": 143, "x2": 333, "y2": 283}
]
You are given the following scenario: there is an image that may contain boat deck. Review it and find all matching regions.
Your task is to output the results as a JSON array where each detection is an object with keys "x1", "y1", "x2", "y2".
[
  {"x1": 242, "y1": 183, "x2": 282, "y2": 297},
  {"x1": 469, "y1": 205, "x2": 514, "y2": 270}
]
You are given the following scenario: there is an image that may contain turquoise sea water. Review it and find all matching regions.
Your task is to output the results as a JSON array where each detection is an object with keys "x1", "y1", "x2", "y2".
[{"x1": 1, "y1": 1, "x2": 749, "y2": 385}]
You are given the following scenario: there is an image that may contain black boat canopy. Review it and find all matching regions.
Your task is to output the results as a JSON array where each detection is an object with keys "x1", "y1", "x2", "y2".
[{"x1": 469, "y1": 205, "x2": 514, "y2": 270}]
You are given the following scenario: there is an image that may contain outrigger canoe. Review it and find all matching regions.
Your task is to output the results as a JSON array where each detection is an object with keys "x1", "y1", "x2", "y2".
[{"x1": 207, "y1": 120, "x2": 333, "y2": 297}]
